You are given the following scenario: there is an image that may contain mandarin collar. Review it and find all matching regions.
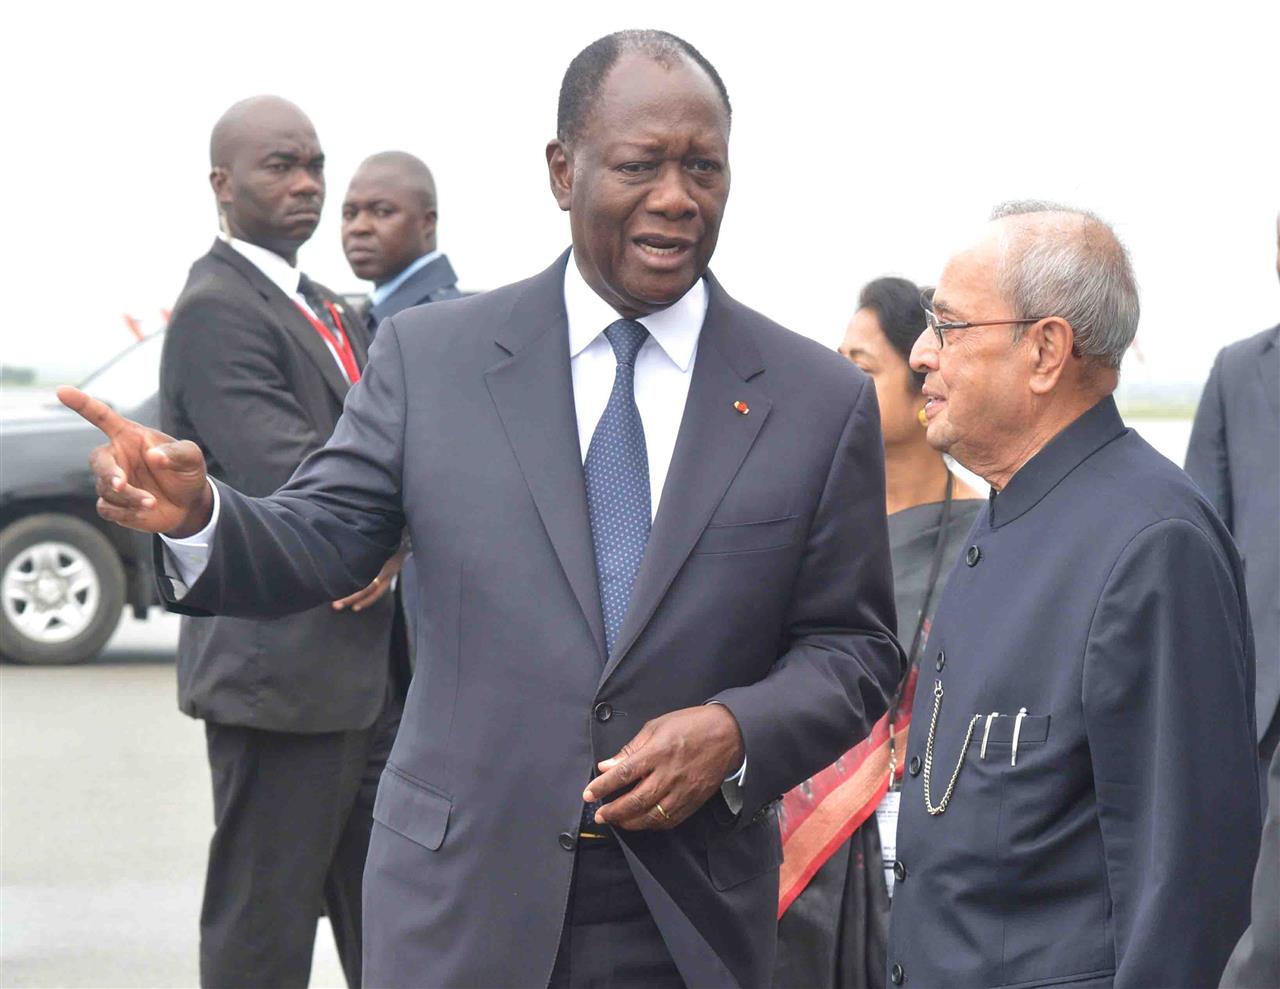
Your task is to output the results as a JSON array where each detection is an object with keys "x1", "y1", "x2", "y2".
[{"x1": 987, "y1": 396, "x2": 1128, "y2": 529}]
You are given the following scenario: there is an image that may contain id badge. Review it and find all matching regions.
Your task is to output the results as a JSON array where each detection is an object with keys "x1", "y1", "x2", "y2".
[{"x1": 875, "y1": 790, "x2": 901, "y2": 898}]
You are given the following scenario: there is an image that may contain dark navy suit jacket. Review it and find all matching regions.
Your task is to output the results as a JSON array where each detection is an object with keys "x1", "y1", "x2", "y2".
[
  {"x1": 1186, "y1": 325, "x2": 1280, "y2": 753},
  {"x1": 887, "y1": 398, "x2": 1260, "y2": 989},
  {"x1": 158, "y1": 253, "x2": 905, "y2": 988}
]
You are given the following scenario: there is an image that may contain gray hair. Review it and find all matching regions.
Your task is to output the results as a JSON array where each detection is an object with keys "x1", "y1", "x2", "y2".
[{"x1": 989, "y1": 200, "x2": 1140, "y2": 370}]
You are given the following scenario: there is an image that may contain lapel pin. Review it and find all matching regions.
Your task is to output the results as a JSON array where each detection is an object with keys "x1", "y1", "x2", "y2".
[{"x1": 733, "y1": 400, "x2": 750, "y2": 415}]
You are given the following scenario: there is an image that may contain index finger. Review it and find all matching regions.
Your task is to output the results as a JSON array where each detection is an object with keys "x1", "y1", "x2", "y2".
[
  {"x1": 57, "y1": 386, "x2": 129, "y2": 438},
  {"x1": 584, "y1": 747, "x2": 653, "y2": 803}
]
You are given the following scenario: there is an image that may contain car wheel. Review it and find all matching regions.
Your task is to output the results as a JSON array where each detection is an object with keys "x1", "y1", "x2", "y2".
[{"x1": 0, "y1": 514, "x2": 125, "y2": 665}]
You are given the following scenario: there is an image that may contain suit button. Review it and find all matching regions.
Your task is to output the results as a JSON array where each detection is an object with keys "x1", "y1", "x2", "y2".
[
  {"x1": 558, "y1": 832, "x2": 576, "y2": 851},
  {"x1": 935, "y1": 650, "x2": 946, "y2": 672},
  {"x1": 593, "y1": 702, "x2": 613, "y2": 722},
  {"x1": 908, "y1": 755, "x2": 922, "y2": 777},
  {"x1": 965, "y1": 545, "x2": 981, "y2": 567},
  {"x1": 893, "y1": 860, "x2": 907, "y2": 882},
  {"x1": 891, "y1": 962, "x2": 905, "y2": 985}
]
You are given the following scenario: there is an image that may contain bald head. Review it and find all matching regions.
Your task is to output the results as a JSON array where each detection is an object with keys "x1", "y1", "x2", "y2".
[
  {"x1": 342, "y1": 151, "x2": 440, "y2": 284},
  {"x1": 208, "y1": 95, "x2": 325, "y2": 264},
  {"x1": 354, "y1": 151, "x2": 437, "y2": 212},
  {"x1": 988, "y1": 201, "x2": 1139, "y2": 372},
  {"x1": 210, "y1": 95, "x2": 316, "y2": 168}
]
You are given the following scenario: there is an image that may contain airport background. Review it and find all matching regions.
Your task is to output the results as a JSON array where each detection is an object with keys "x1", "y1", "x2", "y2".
[{"x1": 1, "y1": 1, "x2": 1276, "y2": 985}]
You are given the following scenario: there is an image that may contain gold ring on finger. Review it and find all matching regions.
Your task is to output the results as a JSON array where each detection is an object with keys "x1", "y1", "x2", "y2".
[{"x1": 655, "y1": 802, "x2": 671, "y2": 821}]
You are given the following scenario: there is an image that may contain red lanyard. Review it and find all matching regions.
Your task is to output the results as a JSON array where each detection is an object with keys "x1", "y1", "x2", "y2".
[{"x1": 296, "y1": 300, "x2": 361, "y2": 384}]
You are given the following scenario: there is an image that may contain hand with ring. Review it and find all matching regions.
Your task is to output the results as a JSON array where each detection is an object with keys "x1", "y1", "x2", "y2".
[
  {"x1": 332, "y1": 547, "x2": 408, "y2": 612},
  {"x1": 582, "y1": 704, "x2": 744, "y2": 831}
]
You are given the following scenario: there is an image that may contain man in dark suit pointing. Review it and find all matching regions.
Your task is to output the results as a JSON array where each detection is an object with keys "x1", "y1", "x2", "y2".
[{"x1": 61, "y1": 32, "x2": 902, "y2": 989}]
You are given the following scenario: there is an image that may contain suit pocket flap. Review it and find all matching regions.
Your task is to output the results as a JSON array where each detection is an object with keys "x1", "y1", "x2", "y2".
[
  {"x1": 692, "y1": 515, "x2": 800, "y2": 556},
  {"x1": 707, "y1": 805, "x2": 783, "y2": 890},
  {"x1": 374, "y1": 766, "x2": 451, "y2": 851},
  {"x1": 983, "y1": 714, "x2": 1050, "y2": 746}
]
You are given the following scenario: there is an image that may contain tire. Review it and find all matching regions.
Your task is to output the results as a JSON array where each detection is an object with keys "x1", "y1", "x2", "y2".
[{"x1": 0, "y1": 513, "x2": 125, "y2": 665}]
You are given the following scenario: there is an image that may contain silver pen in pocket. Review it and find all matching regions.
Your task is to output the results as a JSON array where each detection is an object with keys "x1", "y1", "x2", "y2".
[{"x1": 1011, "y1": 707, "x2": 1029, "y2": 766}]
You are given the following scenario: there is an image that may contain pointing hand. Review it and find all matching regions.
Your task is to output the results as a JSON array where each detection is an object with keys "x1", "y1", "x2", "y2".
[{"x1": 57, "y1": 386, "x2": 213, "y2": 537}]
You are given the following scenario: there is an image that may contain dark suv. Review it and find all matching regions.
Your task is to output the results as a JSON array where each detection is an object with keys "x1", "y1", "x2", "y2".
[{"x1": 0, "y1": 333, "x2": 164, "y2": 664}]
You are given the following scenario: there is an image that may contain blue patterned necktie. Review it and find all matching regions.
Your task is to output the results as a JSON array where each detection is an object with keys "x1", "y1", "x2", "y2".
[{"x1": 584, "y1": 319, "x2": 652, "y2": 661}]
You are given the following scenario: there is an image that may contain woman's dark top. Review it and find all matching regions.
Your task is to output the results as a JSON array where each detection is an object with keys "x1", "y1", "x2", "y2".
[{"x1": 774, "y1": 491, "x2": 982, "y2": 989}]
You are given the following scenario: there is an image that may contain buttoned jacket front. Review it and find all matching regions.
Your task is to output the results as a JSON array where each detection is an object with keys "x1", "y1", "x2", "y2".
[{"x1": 886, "y1": 398, "x2": 1260, "y2": 989}]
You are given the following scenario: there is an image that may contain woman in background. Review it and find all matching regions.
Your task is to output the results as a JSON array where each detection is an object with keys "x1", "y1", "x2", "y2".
[{"x1": 774, "y1": 277, "x2": 984, "y2": 989}]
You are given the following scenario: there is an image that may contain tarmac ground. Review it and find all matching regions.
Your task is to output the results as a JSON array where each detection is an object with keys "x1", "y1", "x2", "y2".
[{"x1": 0, "y1": 611, "x2": 347, "y2": 987}]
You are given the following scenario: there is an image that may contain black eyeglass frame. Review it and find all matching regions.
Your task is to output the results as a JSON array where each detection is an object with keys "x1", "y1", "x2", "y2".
[{"x1": 919, "y1": 288, "x2": 1054, "y2": 349}]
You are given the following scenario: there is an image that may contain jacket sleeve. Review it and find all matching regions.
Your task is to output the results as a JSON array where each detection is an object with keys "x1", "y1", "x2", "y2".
[
  {"x1": 709, "y1": 375, "x2": 906, "y2": 823},
  {"x1": 174, "y1": 317, "x2": 410, "y2": 617},
  {"x1": 163, "y1": 294, "x2": 328, "y2": 496},
  {"x1": 1219, "y1": 740, "x2": 1280, "y2": 988},
  {"x1": 1185, "y1": 349, "x2": 1232, "y2": 528},
  {"x1": 1082, "y1": 518, "x2": 1259, "y2": 988}
]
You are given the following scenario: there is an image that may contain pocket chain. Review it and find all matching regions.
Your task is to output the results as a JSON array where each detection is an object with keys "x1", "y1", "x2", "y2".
[{"x1": 922, "y1": 679, "x2": 982, "y2": 816}]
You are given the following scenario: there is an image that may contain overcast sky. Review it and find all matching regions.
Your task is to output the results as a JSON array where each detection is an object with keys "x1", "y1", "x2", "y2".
[{"x1": 1, "y1": 1, "x2": 1276, "y2": 386}]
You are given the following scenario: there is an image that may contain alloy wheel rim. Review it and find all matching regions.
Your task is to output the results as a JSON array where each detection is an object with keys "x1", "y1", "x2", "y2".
[{"x1": 2, "y1": 541, "x2": 100, "y2": 643}]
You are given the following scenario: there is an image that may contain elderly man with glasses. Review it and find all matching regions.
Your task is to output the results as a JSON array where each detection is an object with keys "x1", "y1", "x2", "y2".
[{"x1": 882, "y1": 201, "x2": 1260, "y2": 989}]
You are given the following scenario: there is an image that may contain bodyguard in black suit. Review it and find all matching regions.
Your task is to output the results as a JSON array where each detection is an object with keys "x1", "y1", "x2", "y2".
[
  {"x1": 159, "y1": 96, "x2": 401, "y2": 987},
  {"x1": 886, "y1": 202, "x2": 1259, "y2": 988},
  {"x1": 1186, "y1": 318, "x2": 1280, "y2": 777},
  {"x1": 341, "y1": 151, "x2": 462, "y2": 341}
]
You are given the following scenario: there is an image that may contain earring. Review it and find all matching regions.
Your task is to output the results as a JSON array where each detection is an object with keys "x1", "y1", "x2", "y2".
[{"x1": 917, "y1": 407, "x2": 929, "y2": 427}]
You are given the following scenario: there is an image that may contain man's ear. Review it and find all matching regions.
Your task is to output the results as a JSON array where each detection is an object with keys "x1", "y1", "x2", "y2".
[
  {"x1": 210, "y1": 166, "x2": 231, "y2": 207},
  {"x1": 546, "y1": 140, "x2": 573, "y2": 212},
  {"x1": 422, "y1": 209, "x2": 438, "y2": 244},
  {"x1": 1026, "y1": 316, "x2": 1076, "y2": 396}
]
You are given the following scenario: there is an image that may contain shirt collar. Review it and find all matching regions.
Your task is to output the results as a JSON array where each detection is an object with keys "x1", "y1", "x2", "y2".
[
  {"x1": 223, "y1": 235, "x2": 301, "y2": 298},
  {"x1": 987, "y1": 395, "x2": 1128, "y2": 529},
  {"x1": 370, "y1": 250, "x2": 442, "y2": 307},
  {"x1": 563, "y1": 249, "x2": 706, "y2": 372}
]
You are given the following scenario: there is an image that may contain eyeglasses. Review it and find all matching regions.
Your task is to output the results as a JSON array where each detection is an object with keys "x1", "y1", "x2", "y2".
[{"x1": 919, "y1": 288, "x2": 1052, "y2": 349}]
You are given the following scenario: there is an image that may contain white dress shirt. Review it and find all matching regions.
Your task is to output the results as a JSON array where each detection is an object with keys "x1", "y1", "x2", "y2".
[{"x1": 565, "y1": 250, "x2": 705, "y2": 515}]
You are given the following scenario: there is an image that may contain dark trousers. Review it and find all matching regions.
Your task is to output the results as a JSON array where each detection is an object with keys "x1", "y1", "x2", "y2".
[
  {"x1": 199, "y1": 698, "x2": 400, "y2": 988},
  {"x1": 549, "y1": 839, "x2": 685, "y2": 989}
]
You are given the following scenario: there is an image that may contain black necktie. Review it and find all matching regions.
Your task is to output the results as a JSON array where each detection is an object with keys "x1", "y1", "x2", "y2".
[{"x1": 297, "y1": 274, "x2": 341, "y2": 338}]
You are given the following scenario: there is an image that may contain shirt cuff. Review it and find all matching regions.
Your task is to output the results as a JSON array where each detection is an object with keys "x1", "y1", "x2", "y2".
[
  {"x1": 158, "y1": 481, "x2": 220, "y2": 596},
  {"x1": 705, "y1": 700, "x2": 747, "y2": 814}
]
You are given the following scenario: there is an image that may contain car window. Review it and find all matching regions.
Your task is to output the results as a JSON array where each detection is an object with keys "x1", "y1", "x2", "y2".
[{"x1": 78, "y1": 332, "x2": 165, "y2": 410}]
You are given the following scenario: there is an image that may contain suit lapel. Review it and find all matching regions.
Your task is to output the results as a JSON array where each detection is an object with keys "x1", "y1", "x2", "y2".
[
  {"x1": 209, "y1": 239, "x2": 350, "y2": 402},
  {"x1": 484, "y1": 254, "x2": 607, "y2": 661},
  {"x1": 601, "y1": 277, "x2": 771, "y2": 684},
  {"x1": 1258, "y1": 325, "x2": 1279, "y2": 418}
]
